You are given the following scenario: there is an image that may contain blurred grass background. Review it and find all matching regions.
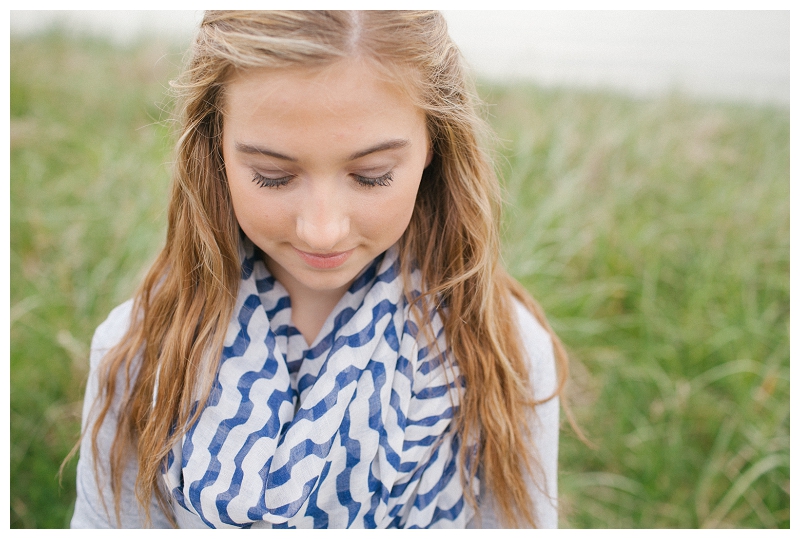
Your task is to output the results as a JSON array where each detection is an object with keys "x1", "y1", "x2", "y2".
[{"x1": 10, "y1": 33, "x2": 789, "y2": 528}]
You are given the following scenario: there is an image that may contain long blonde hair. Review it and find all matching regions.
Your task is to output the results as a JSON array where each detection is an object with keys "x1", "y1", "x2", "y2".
[{"x1": 89, "y1": 10, "x2": 569, "y2": 528}]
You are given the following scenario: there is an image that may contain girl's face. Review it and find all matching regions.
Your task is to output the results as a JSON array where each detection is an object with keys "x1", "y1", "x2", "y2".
[{"x1": 222, "y1": 59, "x2": 431, "y2": 300}]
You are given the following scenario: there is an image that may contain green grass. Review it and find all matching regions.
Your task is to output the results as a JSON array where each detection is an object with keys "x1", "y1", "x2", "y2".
[
  {"x1": 10, "y1": 34, "x2": 789, "y2": 528},
  {"x1": 10, "y1": 33, "x2": 179, "y2": 528},
  {"x1": 485, "y1": 84, "x2": 789, "y2": 527}
]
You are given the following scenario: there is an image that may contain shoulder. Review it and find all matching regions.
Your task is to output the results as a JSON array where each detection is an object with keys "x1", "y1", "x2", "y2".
[
  {"x1": 470, "y1": 298, "x2": 561, "y2": 528},
  {"x1": 512, "y1": 298, "x2": 560, "y2": 528},
  {"x1": 511, "y1": 298, "x2": 557, "y2": 402},
  {"x1": 89, "y1": 299, "x2": 135, "y2": 367}
]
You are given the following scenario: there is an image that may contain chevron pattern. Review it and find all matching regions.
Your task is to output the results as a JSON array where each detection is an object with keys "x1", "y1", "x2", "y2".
[{"x1": 163, "y1": 238, "x2": 476, "y2": 528}]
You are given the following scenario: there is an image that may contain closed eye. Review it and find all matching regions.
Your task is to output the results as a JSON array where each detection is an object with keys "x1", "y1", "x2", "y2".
[
  {"x1": 354, "y1": 171, "x2": 393, "y2": 187},
  {"x1": 252, "y1": 171, "x2": 293, "y2": 189}
]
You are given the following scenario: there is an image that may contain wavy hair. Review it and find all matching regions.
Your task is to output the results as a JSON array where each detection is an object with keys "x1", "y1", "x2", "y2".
[{"x1": 86, "y1": 10, "x2": 570, "y2": 528}]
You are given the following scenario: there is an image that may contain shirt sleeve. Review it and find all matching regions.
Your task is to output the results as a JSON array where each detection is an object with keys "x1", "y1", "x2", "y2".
[
  {"x1": 70, "y1": 300, "x2": 173, "y2": 529},
  {"x1": 467, "y1": 299, "x2": 560, "y2": 529}
]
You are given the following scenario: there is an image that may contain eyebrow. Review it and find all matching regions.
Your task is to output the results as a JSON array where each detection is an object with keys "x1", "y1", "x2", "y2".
[
  {"x1": 234, "y1": 138, "x2": 410, "y2": 162},
  {"x1": 234, "y1": 142, "x2": 297, "y2": 161},
  {"x1": 347, "y1": 139, "x2": 409, "y2": 160}
]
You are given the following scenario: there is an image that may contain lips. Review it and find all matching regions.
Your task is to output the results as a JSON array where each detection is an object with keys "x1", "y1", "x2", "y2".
[{"x1": 294, "y1": 247, "x2": 354, "y2": 269}]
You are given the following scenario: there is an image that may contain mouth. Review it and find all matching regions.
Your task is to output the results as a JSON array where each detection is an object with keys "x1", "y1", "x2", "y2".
[{"x1": 293, "y1": 247, "x2": 355, "y2": 269}]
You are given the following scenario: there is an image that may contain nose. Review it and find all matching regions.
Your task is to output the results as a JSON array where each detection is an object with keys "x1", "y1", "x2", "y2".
[{"x1": 295, "y1": 184, "x2": 350, "y2": 252}]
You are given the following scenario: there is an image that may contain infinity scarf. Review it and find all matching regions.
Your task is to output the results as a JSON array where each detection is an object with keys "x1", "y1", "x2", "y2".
[{"x1": 163, "y1": 238, "x2": 477, "y2": 528}]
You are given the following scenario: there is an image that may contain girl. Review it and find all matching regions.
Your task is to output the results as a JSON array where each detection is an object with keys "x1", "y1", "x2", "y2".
[{"x1": 71, "y1": 10, "x2": 566, "y2": 529}]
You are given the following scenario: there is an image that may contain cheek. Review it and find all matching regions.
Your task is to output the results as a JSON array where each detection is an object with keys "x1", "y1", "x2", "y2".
[
  {"x1": 237, "y1": 204, "x2": 295, "y2": 249},
  {"x1": 227, "y1": 177, "x2": 292, "y2": 241},
  {"x1": 359, "y1": 183, "x2": 420, "y2": 239},
  {"x1": 227, "y1": 176, "x2": 257, "y2": 228}
]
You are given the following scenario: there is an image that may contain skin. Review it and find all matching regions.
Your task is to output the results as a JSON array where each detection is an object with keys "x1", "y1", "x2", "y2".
[{"x1": 222, "y1": 58, "x2": 432, "y2": 345}]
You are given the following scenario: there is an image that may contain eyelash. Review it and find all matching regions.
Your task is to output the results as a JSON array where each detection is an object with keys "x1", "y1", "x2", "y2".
[
  {"x1": 251, "y1": 171, "x2": 394, "y2": 189},
  {"x1": 252, "y1": 172, "x2": 292, "y2": 189},
  {"x1": 354, "y1": 172, "x2": 393, "y2": 187}
]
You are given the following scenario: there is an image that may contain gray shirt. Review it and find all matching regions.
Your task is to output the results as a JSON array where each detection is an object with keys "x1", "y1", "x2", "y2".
[{"x1": 71, "y1": 299, "x2": 559, "y2": 528}]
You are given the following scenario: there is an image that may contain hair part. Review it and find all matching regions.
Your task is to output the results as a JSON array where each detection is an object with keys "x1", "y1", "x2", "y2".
[{"x1": 84, "y1": 10, "x2": 571, "y2": 528}]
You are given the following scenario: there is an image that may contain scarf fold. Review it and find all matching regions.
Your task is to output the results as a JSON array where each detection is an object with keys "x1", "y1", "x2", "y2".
[{"x1": 163, "y1": 238, "x2": 476, "y2": 528}]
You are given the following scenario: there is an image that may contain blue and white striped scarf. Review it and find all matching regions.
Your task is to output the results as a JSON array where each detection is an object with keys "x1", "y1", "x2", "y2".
[{"x1": 163, "y1": 238, "x2": 477, "y2": 528}]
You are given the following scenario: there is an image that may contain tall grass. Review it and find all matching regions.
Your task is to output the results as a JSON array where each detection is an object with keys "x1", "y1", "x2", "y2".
[
  {"x1": 10, "y1": 33, "x2": 179, "y2": 528},
  {"x1": 10, "y1": 34, "x2": 789, "y2": 528},
  {"x1": 485, "y1": 84, "x2": 789, "y2": 527}
]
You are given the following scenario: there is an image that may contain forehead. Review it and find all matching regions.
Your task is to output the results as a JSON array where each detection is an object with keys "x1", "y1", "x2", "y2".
[
  {"x1": 224, "y1": 58, "x2": 420, "y2": 115},
  {"x1": 221, "y1": 58, "x2": 428, "y2": 152}
]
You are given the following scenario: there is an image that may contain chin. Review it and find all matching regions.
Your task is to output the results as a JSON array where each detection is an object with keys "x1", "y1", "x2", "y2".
[
  {"x1": 296, "y1": 267, "x2": 357, "y2": 291},
  {"x1": 304, "y1": 278, "x2": 355, "y2": 295}
]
